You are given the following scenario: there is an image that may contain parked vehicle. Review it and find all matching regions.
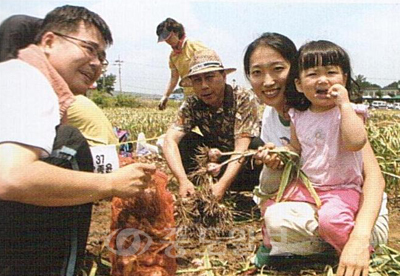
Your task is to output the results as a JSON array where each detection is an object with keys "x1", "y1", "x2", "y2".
[
  {"x1": 371, "y1": 100, "x2": 387, "y2": 109},
  {"x1": 394, "y1": 103, "x2": 400, "y2": 110},
  {"x1": 169, "y1": 93, "x2": 184, "y2": 101}
]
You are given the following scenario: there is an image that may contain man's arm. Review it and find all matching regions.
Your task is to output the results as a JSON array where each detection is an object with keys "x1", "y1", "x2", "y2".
[
  {"x1": 212, "y1": 137, "x2": 251, "y2": 200},
  {"x1": 337, "y1": 140, "x2": 385, "y2": 276},
  {"x1": 211, "y1": 88, "x2": 259, "y2": 200},
  {"x1": 163, "y1": 127, "x2": 195, "y2": 197},
  {"x1": 0, "y1": 142, "x2": 155, "y2": 206}
]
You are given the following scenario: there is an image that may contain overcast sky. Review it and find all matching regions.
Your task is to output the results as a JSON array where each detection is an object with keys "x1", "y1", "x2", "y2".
[{"x1": 1, "y1": 0, "x2": 400, "y2": 94}]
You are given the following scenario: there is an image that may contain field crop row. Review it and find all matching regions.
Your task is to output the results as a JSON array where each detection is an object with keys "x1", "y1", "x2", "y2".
[{"x1": 103, "y1": 107, "x2": 400, "y2": 200}]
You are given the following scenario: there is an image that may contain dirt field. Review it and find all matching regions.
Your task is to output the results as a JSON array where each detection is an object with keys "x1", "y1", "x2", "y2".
[{"x1": 82, "y1": 161, "x2": 400, "y2": 276}]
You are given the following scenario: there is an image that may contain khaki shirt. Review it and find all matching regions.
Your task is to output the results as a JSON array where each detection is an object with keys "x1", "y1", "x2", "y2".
[
  {"x1": 67, "y1": 95, "x2": 118, "y2": 146},
  {"x1": 169, "y1": 39, "x2": 208, "y2": 96}
]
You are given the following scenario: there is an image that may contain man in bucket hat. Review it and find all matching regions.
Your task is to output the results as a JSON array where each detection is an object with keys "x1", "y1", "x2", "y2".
[{"x1": 163, "y1": 49, "x2": 262, "y2": 201}]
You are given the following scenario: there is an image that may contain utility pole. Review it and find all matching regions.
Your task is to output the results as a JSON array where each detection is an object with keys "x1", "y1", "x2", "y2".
[
  {"x1": 114, "y1": 55, "x2": 123, "y2": 94},
  {"x1": 102, "y1": 72, "x2": 106, "y2": 93}
]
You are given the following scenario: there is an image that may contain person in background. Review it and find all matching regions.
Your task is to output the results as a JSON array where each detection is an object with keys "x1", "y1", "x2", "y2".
[
  {"x1": 244, "y1": 32, "x2": 388, "y2": 276},
  {"x1": 0, "y1": 5, "x2": 155, "y2": 275},
  {"x1": 0, "y1": 14, "x2": 43, "y2": 62},
  {"x1": 68, "y1": 94, "x2": 118, "y2": 146},
  {"x1": 163, "y1": 49, "x2": 262, "y2": 201},
  {"x1": 156, "y1": 17, "x2": 208, "y2": 110}
]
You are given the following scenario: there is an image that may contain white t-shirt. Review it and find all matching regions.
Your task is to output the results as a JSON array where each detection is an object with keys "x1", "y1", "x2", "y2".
[
  {"x1": 260, "y1": 105, "x2": 290, "y2": 145},
  {"x1": 0, "y1": 59, "x2": 59, "y2": 156},
  {"x1": 258, "y1": 106, "x2": 291, "y2": 194}
]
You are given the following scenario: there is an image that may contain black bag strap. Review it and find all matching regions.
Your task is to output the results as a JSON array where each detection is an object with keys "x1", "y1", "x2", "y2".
[{"x1": 50, "y1": 145, "x2": 79, "y2": 171}]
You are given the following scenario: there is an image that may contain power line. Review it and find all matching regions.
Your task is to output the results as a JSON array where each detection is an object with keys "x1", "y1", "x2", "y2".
[
  {"x1": 122, "y1": 60, "x2": 166, "y2": 69},
  {"x1": 120, "y1": 71, "x2": 167, "y2": 82},
  {"x1": 124, "y1": 84, "x2": 162, "y2": 92}
]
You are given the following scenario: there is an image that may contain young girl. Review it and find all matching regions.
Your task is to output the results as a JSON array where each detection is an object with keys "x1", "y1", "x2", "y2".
[{"x1": 273, "y1": 40, "x2": 369, "y2": 254}]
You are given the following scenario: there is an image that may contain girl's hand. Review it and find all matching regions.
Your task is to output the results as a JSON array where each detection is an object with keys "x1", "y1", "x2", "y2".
[
  {"x1": 328, "y1": 83, "x2": 350, "y2": 107},
  {"x1": 336, "y1": 233, "x2": 370, "y2": 276},
  {"x1": 254, "y1": 143, "x2": 283, "y2": 170}
]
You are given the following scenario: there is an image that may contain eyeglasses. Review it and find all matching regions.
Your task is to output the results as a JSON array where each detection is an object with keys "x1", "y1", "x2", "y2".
[{"x1": 53, "y1": 32, "x2": 108, "y2": 68}]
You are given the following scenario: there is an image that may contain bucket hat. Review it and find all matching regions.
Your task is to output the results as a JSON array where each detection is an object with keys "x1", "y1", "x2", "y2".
[{"x1": 179, "y1": 49, "x2": 236, "y2": 87}]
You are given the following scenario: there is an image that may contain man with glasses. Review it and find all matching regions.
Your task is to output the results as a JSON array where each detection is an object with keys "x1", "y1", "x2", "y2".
[
  {"x1": 0, "y1": 5, "x2": 155, "y2": 276},
  {"x1": 51, "y1": 30, "x2": 119, "y2": 147},
  {"x1": 163, "y1": 49, "x2": 262, "y2": 201},
  {"x1": 51, "y1": 31, "x2": 118, "y2": 146},
  {"x1": 0, "y1": 12, "x2": 118, "y2": 147}
]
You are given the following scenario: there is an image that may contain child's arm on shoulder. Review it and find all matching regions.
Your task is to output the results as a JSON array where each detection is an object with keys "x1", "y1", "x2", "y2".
[{"x1": 330, "y1": 84, "x2": 367, "y2": 151}]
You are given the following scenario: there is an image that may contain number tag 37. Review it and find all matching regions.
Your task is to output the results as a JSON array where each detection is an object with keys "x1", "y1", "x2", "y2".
[{"x1": 90, "y1": 145, "x2": 120, "y2": 174}]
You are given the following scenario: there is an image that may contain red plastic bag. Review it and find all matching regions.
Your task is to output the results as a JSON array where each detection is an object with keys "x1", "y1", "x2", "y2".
[{"x1": 109, "y1": 157, "x2": 176, "y2": 276}]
